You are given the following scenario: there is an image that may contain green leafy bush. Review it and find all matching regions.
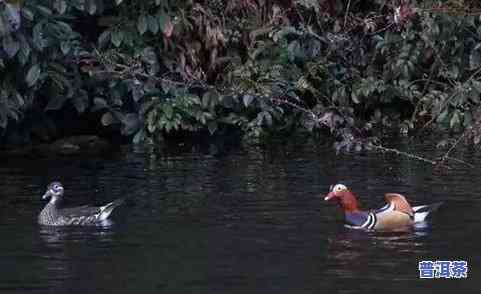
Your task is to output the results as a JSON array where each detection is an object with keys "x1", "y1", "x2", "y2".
[{"x1": 1, "y1": 0, "x2": 481, "y2": 148}]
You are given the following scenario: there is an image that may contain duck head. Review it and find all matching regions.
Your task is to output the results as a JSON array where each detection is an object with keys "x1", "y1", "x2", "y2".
[
  {"x1": 42, "y1": 181, "x2": 64, "y2": 204},
  {"x1": 324, "y1": 183, "x2": 360, "y2": 212}
]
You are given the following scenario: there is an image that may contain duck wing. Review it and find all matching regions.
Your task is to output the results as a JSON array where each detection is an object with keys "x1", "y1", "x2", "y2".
[
  {"x1": 58, "y1": 205, "x2": 102, "y2": 218},
  {"x1": 383, "y1": 193, "x2": 414, "y2": 217},
  {"x1": 55, "y1": 205, "x2": 103, "y2": 225},
  {"x1": 56, "y1": 199, "x2": 124, "y2": 225}
]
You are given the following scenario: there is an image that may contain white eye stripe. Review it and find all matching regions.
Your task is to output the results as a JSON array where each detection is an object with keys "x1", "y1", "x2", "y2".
[
  {"x1": 333, "y1": 184, "x2": 347, "y2": 192},
  {"x1": 50, "y1": 185, "x2": 63, "y2": 193}
]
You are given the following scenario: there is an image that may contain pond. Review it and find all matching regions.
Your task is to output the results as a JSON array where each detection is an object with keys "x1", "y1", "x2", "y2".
[{"x1": 0, "y1": 139, "x2": 479, "y2": 293}]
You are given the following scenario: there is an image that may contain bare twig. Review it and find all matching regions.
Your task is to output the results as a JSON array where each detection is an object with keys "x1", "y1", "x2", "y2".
[
  {"x1": 410, "y1": 61, "x2": 438, "y2": 123},
  {"x1": 435, "y1": 130, "x2": 474, "y2": 168},
  {"x1": 420, "y1": 8, "x2": 481, "y2": 16},
  {"x1": 370, "y1": 144, "x2": 439, "y2": 166},
  {"x1": 367, "y1": 23, "x2": 394, "y2": 36},
  {"x1": 441, "y1": 131, "x2": 465, "y2": 161},
  {"x1": 272, "y1": 95, "x2": 472, "y2": 169},
  {"x1": 344, "y1": 0, "x2": 352, "y2": 29},
  {"x1": 271, "y1": 97, "x2": 318, "y2": 120},
  {"x1": 442, "y1": 156, "x2": 474, "y2": 168}
]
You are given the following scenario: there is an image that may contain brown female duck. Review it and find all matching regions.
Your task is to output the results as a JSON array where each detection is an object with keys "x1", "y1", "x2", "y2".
[{"x1": 38, "y1": 181, "x2": 123, "y2": 226}]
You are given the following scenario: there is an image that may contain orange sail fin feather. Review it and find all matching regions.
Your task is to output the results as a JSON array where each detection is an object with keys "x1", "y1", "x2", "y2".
[{"x1": 384, "y1": 193, "x2": 414, "y2": 217}]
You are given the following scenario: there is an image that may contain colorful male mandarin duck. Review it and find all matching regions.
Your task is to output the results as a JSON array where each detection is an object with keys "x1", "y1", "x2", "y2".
[{"x1": 324, "y1": 184, "x2": 442, "y2": 230}]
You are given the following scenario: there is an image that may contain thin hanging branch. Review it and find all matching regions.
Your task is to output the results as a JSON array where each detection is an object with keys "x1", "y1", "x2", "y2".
[
  {"x1": 272, "y1": 95, "x2": 471, "y2": 169},
  {"x1": 438, "y1": 130, "x2": 474, "y2": 168},
  {"x1": 369, "y1": 144, "x2": 437, "y2": 165},
  {"x1": 343, "y1": 0, "x2": 352, "y2": 29}
]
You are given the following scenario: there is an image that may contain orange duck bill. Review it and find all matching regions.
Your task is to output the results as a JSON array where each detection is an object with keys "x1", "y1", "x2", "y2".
[{"x1": 324, "y1": 183, "x2": 443, "y2": 230}]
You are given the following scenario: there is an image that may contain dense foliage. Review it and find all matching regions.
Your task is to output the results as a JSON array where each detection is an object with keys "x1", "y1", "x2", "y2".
[{"x1": 1, "y1": 0, "x2": 481, "y2": 149}]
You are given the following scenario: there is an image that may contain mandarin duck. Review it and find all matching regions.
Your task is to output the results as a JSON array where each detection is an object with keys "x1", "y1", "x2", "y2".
[
  {"x1": 38, "y1": 181, "x2": 124, "y2": 226},
  {"x1": 324, "y1": 184, "x2": 442, "y2": 230}
]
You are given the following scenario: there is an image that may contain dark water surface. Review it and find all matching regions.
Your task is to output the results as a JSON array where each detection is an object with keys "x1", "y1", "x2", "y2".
[{"x1": 0, "y1": 139, "x2": 479, "y2": 293}]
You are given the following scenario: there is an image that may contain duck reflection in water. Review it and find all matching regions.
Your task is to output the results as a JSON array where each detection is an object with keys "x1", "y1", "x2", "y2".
[{"x1": 324, "y1": 225, "x2": 430, "y2": 281}]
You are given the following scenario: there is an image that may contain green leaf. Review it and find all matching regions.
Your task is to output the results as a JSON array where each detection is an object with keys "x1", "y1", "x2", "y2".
[
  {"x1": 141, "y1": 46, "x2": 159, "y2": 74},
  {"x1": 33, "y1": 23, "x2": 47, "y2": 51},
  {"x1": 137, "y1": 15, "x2": 148, "y2": 35},
  {"x1": 94, "y1": 97, "x2": 108, "y2": 108},
  {"x1": 2, "y1": 35, "x2": 20, "y2": 58},
  {"x1": 437, "y1": 110, "x2": 449, "y2": 124},
  {"x1": 133, "y1": 130, "x2": 144, "y2": 144},
  {"x1": 45, "y1": 96, "x2": 68, "y2": 111},
  {"x1": 85, "y1": 0, "x2": 97, "y2": 15},
  {"x1": 73, "y1": 91, "x2": 88, "y2": 113},
  {"x1": 0, "y1": 109, "x2": 6, "y2": 129},
  {"x1": 158, "y1": 13, "x2": 167, "y2": 29},
  {"x1": 26, "y1": 64, "x2": 41, "y2": 87},
  {"x1": 60, "y1": 41, "x2": 70, "y2": 54},
  {"x1": 472, "y1": 80, "x2": 481, "y2": 93},
  {"x1": 15, "y1": 92, "x2": 24, "y2": 107},
  {"x1": 243, "y1": 94, "x2": 254, "y2": 107},
  {"x1": 141, "y1": 46, "x2": 157, "y2": 63},
  {"x1": 101, "y1": 112, "x2": 116, "y2": 126},
  {"x1": 221, "y1": 95, "x2": 236, "y2": 109},
  {"x1": 148, "y1": 15, "x2": 159, "y2": 34},
  {"x1": 120, "y1": 113, "x2": 140, "y2": 135},
  {"x1": 207, "y1": 121, "x2": 217, "y2": 134},
  {"x1": 7, "y1": 108, "x2": 19, "y2": 122},
  {"x1": 450, "y1": 110, "x2": 460, "y2": 129},
  {"x1": 115, "y1": 0, "x2": 124, "y2": 5},
  {"x1": 123, "y1": 30, "x2": 134, "y2": 47},
  {"x1": 98, "y1": 30, "x2": 111, "y2": 47},
  {"x1": 202, "y1": 90, "x2": 220, "y2": 109},
  {"x1": 464, "y1": 111, "x2": 472, "y2": 127},
  {"x1": 35, "y1": 5, "x2": 53, "y2": 16},
  {"x1": 22, "y1": 8, "x2": 34, "y2": 21},
  {"x1": 52, "y1": 20, "x2": 73, "y2": 37},
  {"x1": 287, "y1": 40, "x2": 303, "y2": 62},
  {"x1": 163, "y1": 104, "x2": 173, "y2": 119},
  {"x1": 147, "y1": 110, "x2": 157, "y2": 132},
  {"x1": 53, "y1": 0, "x2": 68, "y2": 14},
  {"x1": 202, "y1": 93, "x2": 210, "y2": 108},
  {"x1": 351, "y1": 91, "x2": 360, "y2": 104},
  {"x1": 140, "y1": 100, "x2": 155, "y2": 115},
  {"x1": 470, "y1": 44, "x2": 481, "y2": 70},
  {"x1": 111, "y1": 30, "x2": 124, "y2": 47},
  {"x1": 158, "y1": 14, "x2": 173, "y2": 37},
  {"x1": 263, "y1": 111, "x2": 273, "y2": 126}
]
